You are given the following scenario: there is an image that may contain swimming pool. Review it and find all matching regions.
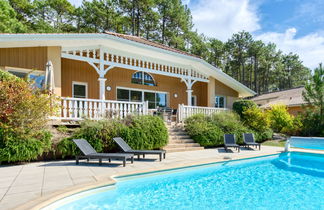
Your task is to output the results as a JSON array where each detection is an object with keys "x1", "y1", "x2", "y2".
[
  {"x1": 290, "y1": 136, "x2": 324, "y2": 150},
  {"x1": 46, "y1": 152, "x2": 324, "y2": 210}
]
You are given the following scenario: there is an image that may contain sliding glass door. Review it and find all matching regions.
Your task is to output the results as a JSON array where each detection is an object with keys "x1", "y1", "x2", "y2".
[{"x1": 117, "y1": 88, "x2": 167, "y2": 109}]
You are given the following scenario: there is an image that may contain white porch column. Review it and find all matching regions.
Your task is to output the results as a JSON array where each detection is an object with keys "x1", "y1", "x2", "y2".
[
  {"x1": 98, "y1": 77, "x2": 106, "y2": 100},
  {"x1": 186, "y1": 89, "x2": 193, "y2": 106}
]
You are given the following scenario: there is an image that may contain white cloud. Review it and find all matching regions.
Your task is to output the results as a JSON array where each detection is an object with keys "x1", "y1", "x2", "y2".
[
  {"x1": 256, "y1": 28, "x2": 324, "y2": 69},
  {"x1": 190, "y1": 0, "x2": 260, "y2": 41}
]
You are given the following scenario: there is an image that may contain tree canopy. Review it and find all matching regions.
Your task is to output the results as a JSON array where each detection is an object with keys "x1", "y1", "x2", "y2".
[{"x1": 1, "y1": 0, "x2": 312, "y2": 94}]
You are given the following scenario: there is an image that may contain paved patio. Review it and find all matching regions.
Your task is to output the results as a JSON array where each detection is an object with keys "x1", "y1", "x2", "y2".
[{"x1": 0, "y1": 146, "x2": 287, "y2": 210}]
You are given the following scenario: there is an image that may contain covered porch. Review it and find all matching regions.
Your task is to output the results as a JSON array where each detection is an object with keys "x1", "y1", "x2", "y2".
[{"x1": 52, "y1": 45, "x2": 222, "y2": 121}]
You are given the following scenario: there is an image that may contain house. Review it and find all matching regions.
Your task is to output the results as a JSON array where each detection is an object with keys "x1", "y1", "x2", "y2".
[
  {"x1": 0, "y1": 32, "x2": 255, "y2": 121},
  {"x1": 250, "y1": 86, "x2": 307, "y2": 115}
]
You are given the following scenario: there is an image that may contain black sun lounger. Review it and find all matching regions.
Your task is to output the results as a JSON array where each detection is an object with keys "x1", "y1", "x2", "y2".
[
  {"x1": 243, "y1": 133, "x2": 261, "y2": 150},
  {"x1": 224, "y1": 134, "x2": 240, "y2": 153},
  {"x1": 73, "y1": 139, "x2": 134, "y2": 167},
  {"x1": 113, "y1": 137, "x2": 166, "y2": 161}
]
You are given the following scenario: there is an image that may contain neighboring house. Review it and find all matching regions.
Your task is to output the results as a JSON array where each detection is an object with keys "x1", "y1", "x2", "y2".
[
  {"x1": 0, "y1": 32, "x2": 255, "y2": 121},
  {"x1": 250, "y1": 87, "x2": 307, "y2": 115}
]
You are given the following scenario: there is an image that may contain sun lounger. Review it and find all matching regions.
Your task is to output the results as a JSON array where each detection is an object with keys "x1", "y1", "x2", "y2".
[
  {"x1": 73, "y1": 139, "x2": 134, "y2": 167},
  {"x1": 113, "y1": 137, "x2": 166, "y2": 161},
  {"x1": 224, "y1": 134, "x2": 240, "y2": 152},
  {"x1": 243, "y1": 133, "x2": 261, "y2": 150}
]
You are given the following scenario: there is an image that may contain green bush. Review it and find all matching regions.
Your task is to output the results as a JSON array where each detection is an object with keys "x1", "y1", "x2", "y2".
[
  {"x1": 185, "y1": 119, "x2": 224, "y2": 147},
  {"x1": 267, "y1": 104, "x2": 293, "y2": 133},
  {"x1": 254, "y1": 128, "x2": 273, "y2": 142},
  {"x1": 185, "y1": 111, "x2": 273, "y2": 147},
  {"x1": 242, "y1": 106, "x2": 270, "y2": 132},
  {"x1": 0, "y1": 130, "x2": 52, "y2": 162},
  {"x1": 120, "y1": 115, "x2": 168, "y2": 150},
  {"x1": 0, "y1": 70, "x2": 54, "y2": 163},
  {"x1": 210, "y1": 112, "x2": 251, "y2": 144},
  {"x1": 185, "y1": 112, "x2": 252, "y2": 147},
  {"x1": 57, "y1": 115, "x2": 168, "y2": 158},
  {"x1": 301, "y1": 110, "x2": 324, "y2": 137},
  {"x1": 233, "y1": 100, "x2": 257, "y2": 119}
]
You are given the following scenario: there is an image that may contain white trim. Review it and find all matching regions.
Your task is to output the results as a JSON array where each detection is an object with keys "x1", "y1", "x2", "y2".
[
  {"x1": 72, "y1": 81, "x2": 88, "y2": 98},
  {"x1": 215, "y1": 95, "x2": 226, "y2": 108},
  {"x1": 131, "y1": 71, "x2": 157, "y2": 86}
]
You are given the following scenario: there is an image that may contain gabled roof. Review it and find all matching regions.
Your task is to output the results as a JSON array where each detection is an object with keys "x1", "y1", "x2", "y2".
[
  {"x1": 251, "y1": 86, "x2": 307, "y2": 108},
  {"x1": 0, "y1": 32, "x2": 256, "y2": 97},
  {"x1": 104, "y1": 31, "x2": 200, "y2": 58}
]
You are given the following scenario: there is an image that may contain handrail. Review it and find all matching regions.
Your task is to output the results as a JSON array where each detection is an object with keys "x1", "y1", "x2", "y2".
[
  {"x1": 177, "y1": 104, "x2": 228, "y2": 123},
  {"x1": 52, "y1": 97, "x2": 148, "y2": 120}
]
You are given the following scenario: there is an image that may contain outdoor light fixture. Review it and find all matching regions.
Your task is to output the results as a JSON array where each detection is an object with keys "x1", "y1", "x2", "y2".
[
  {"x1": 106, "y1": 86, "x2": 112, "y2": 91},
  {"x1": 174, "y1": 93, "x2": 178, "y2": 98}
]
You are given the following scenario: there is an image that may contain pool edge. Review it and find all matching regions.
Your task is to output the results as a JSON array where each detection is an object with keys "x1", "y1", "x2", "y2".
[{"x1": 14, "y1": 149, "x2": 323, "y2": 210}]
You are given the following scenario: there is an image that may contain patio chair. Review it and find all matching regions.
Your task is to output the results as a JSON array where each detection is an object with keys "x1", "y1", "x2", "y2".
[
  {"x1": 224, "y1": 134, "x2": 240, "y2": 153},
  {"x1": 113, "y1": 137, "x2": 166, "y2": 161},
  {"x1": 243, "y1": 133, "x2": 261, "y2": 150},
  {"x1": 73, "y1": 139, "x2": 134, "y2": 167}
]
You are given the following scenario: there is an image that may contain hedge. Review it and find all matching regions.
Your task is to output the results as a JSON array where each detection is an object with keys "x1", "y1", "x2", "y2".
[
  {"x1": 57, "y1": 115, "x2": 168, "y2": 158},
  {"x1": 185, "y1": 112, "x2": 272, "y2": 147}
]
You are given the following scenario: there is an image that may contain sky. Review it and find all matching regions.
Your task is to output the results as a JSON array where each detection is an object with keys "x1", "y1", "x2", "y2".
[{"x1": 68, "y1": 0, "x2": 324, "y2": 69}]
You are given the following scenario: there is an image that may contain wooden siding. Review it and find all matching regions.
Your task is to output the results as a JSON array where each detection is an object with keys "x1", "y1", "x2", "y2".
[
  {"x1": 61, "y1": 58, "x2": 99, "y2": 99},
  {"x1": 0, "y1": 47, "x2": 47, "y2": 71},
  {"x1": 61, "y1": 59, "x2": 208, "y2": 109}
]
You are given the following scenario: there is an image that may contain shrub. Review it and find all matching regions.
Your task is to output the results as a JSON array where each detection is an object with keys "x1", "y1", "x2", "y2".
[
  {"x1": 0, "y1": 70, "x2": 55, "y2": 163},
  {"x1": 120, "y1": 115, "x2": 168, "y2": 150},
  {"x1": 254, "y1": 128, "x2": 273, "y2": 142},
  {"x1": 301, "y1": 110, "x2": 324, "y2": 137},
  {"x1": 233, "y1": 100, "x2": 257, "y2": 119},
  {"x1": 0, "y1": 130, "x2": 52, "y2": 162},
  {"x1": 185, "y1": 112, "x2": 251, "y2": 146},
  {"x1": 185, "y1": 119, "x2": 224, "y2": 147},
  {"x1": 57, "y1": 115, "x2": 168, "y2": 157},
  {"x1": 267, "y1": 104, "x2": 293, "y2": 133},
  {"x1": 242, "y1": 106, "x2": 270, "y2": 132},
  {"x1": 210, "y1": 112, "x2": 251, "y2": 144}
]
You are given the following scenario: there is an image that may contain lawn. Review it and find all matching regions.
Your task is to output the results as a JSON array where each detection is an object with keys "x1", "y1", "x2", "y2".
[{"x1": 262, "y1": 140, "x2": 286, "y2": 147}]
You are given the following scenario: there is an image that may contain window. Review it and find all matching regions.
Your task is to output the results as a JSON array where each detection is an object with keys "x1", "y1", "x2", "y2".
[
  {"x1": 191, "y1": 95, "x2": 197, "y2": 106},
  {"x1": 131, "y1": 71, "x2": 156, "y2": 86},
  {"x1": 72, "y1": 82, "x2": 87, "y2": 98},
  {"x1": 215, "y1": 96, "x2": 226, "y2": 108},
  {"x1": 7, "y1": 68, "x2": 45, "y2": 89},
  {"x1": 117, "y1": 88, "x2": 167, "y2": 109}
]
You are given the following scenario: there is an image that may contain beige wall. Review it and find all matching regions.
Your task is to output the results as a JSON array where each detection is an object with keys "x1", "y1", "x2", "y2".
[{"x1": 213, "y1": 78, "x2": 239, "y2": 108}]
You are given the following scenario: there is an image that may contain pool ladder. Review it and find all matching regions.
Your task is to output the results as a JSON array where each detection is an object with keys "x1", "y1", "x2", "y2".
[{"x1": 284, "y1": 139, "x2": 290, "y2": 152}]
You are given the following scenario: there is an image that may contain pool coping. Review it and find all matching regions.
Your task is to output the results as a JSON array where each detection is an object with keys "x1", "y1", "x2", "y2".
[{"x1": 14, "y1": 148, "x2": 323, "y2": 210}]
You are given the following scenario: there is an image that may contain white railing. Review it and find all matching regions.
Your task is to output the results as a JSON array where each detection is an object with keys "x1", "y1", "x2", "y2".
[
  {"x1": 51, "y1": 97, "x2": 148, "y2": 120},
  {"x1": 177, "y1": 104, "x2": 228, "y2": 123}
]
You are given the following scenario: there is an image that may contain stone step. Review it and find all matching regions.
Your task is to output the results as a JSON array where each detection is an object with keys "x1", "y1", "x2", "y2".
[
  {"x1": 164, "y1": 143, "x2": 201, "y2": 149},
  {"x1": 168, "y1": 131, "x2": 187, "y2": 135},
  {"x1": 168, "y1": 139, "x2": 195, "y2": 143},
  {"x1": 165, "y1": 147, "x2": 205, "y2": 153},
  {"x1": 169, "y1": 135, "x2": 190, "y2": 139}
]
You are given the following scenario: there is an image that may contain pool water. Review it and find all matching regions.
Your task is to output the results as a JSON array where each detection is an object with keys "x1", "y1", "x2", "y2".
[
  {"x1": 52, "y1": 152, "x2": 324, "y2": 210},
  {"x1": 290, "y1": 137, "x2": 324, "y2": 150}
]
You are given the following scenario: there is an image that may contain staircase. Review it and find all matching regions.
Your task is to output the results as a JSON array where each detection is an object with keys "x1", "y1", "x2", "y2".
[{"x1": 164, "y1": 123, "x2": 204, "y2": 153}]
